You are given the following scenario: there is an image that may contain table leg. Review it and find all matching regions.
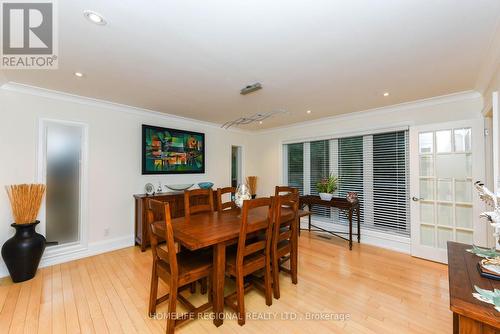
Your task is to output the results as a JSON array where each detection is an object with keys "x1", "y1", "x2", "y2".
[
  {"x1": 291, "y1": 221, "x2": 298, "y2": 284},
  {"x1": 213, "y1": 243, "x2": 226, "y2": 327},
  {"x1": 357, "y1": 207, "x2": 361, "y2": 243},
  {"x1": 453, "y1": 313, "x2": 458, "y2": 334},
  {"x1": 308, "y1": 204, "x2": 312, "y2": 232},
  {"x1": 348, "y1": 209, "x2": 353, "y2": 250}
]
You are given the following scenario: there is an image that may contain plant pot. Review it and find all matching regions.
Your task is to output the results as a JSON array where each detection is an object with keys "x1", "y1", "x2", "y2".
[
  {"x1": 1, "y1": 221, "x2": 46, "y2": 283},
  {"x1": 319, "y1": 193, "x2": 333, "y2": 201}
]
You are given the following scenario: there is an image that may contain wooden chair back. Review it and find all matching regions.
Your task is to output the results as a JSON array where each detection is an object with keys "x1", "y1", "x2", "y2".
[
  {"x1": 236, "y1": 197, "x2": 274, "y2": 269},
  {"x1": 184, "y1": 188, "x2": 214, "y2": 217},
  {"x1": 273, "y1": 192, "x2": 299, "y2": 252},
  {"x1": 146, "y1": 199, "x2": 178, "y2": 278},
  {"x1": 216, "y1": 187, "x2": 237, "y2": 212},
  {"x1": 275, "y1": 186, "x2": 299, "y2": 197}
]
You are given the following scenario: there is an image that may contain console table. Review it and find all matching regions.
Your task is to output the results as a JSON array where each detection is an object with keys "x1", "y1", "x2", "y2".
[
  {"x1": 447, "y1": 241, "x2": 500, "y2": 333},
  {"x1": 299, "y1": 195, "x2": 360, "y2": 250}
]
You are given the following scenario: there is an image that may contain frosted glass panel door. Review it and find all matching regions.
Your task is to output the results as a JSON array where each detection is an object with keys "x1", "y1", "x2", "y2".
[
  {"x1": 410, "y1": 120, "x2": 485, "y2": 263},
  {"x1": 45, "y1": 122, "x2": 82, "y2": 245}
]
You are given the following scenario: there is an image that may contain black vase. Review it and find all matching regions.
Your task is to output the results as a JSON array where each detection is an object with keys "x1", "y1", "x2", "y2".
[{"x1": 1, "y1": 221, "x2": 46, "y2": 283}]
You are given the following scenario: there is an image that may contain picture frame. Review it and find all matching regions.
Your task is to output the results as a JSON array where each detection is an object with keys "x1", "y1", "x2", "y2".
[{"x1": 141, "y1": 124, "x2": 205, "y2": 174}]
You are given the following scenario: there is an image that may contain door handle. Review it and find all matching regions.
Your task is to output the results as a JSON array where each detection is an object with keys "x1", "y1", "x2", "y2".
[{"x1": 412, "y1": 196, "x2": 423, "y2": 202}]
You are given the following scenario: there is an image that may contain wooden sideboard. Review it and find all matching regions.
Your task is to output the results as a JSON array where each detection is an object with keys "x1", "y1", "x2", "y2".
[
  {"x1": 134, "y1": 191, "x2": 217, "y2": 251},
  {"x1": 447, "y1": 241, "x2": 500, "y2": 333}
]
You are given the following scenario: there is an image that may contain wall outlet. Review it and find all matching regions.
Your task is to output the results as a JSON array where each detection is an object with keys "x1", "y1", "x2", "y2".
[{"x1": 104, "y1": 228, "x2": 109, "y2": 237}]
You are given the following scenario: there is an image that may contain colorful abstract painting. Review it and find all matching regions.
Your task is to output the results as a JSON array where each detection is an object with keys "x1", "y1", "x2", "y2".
[{"x1": 142, "y1": 124, "x2": 205, "y2": 174}]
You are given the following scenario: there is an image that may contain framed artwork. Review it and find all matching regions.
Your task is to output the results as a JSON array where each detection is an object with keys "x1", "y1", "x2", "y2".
[{"x1": 142, "y1": 124, "x2": 205, "y2": 174}]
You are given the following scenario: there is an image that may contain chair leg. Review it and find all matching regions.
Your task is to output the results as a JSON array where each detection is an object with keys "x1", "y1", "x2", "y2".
[
  {"x1": 272, "y1": 252, "x2": 280, "y2": 299},
  {"x1": 166, "y1": 283, "x2": 178, "y2": 334},
  {"x1": 148, "y1": 264, "x2": 158, "y2": 316},
  {"x1": 264, "y1": 256, "x2": 273, "y2": 306},
  {"x1": 190, "y1": 282, "x2": 196, "y2": 293},
  {"x1": 200, "y1": 277, "x2": 208, "y2": 295},
  {"x1": 236, "y1": 274, "x2": 246, "y2": 326},
  {"x1": 291, "y1": 234, "x2": 298, "y2": 285},
  {"x1": 208, "y1": 274, "x2": 213, "y2": 303}
]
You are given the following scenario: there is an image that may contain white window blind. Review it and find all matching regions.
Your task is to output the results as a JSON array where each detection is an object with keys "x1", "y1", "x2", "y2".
[
  {"x1": 371, "y1": 131, "x2": 409, "y2": 234},
  {"x1": 309, "y1": 140, "x2": 330, "y2": 219},
  {"x1": 283, "y1": 130, "x2": 410, "y2": 236},
  {"x1": 338, "y1": 136, "x2": 364, "y2": 225}
]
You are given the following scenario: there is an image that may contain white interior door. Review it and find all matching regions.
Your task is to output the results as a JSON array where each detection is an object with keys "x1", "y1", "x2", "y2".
[{"x1": 410, "y1": 119, "x2": 486, "y2": 263}]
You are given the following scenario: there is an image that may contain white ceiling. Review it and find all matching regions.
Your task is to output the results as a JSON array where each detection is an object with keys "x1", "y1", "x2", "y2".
[{"x1": 2, "y1": 0, "x2": 500, "y2": 129}]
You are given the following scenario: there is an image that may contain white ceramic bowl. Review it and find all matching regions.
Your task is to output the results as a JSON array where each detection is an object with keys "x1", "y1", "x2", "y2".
[{"x1": 165, "y1": 184, "x2": 194, "y2": 191}]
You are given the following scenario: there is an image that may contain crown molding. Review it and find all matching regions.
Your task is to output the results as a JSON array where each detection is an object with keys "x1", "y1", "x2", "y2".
[
  {"x1": 253, "y1": 90, "x2": 482, "y2": 135},
  {"x1": 0, "y1": 82, "x2": 482, "y2": 135},
  {"x1": 475, "y1": 15, "x2": 500, "y2": 95},
  {"x1": 0, "y1": 82, "x2": 252, "y2": 135}
]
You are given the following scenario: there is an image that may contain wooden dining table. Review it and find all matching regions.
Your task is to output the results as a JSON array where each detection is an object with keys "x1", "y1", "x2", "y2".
[{"x1": 151, "y1": 206, "x2": 309, "y2": 327}]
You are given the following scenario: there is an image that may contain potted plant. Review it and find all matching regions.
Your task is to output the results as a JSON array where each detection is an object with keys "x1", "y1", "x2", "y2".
[
  {"x1": 316, "y1": 173, "x2": 338, "y2": 201},
  {"x1": 1, "y1": 184, "x2": 47, "y2": 283}
]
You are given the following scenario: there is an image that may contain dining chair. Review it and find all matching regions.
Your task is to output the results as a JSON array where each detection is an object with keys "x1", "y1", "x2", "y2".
[
  {"x1": 271, "y1": 192, "x2": 299, "y2": 299},
  {"x1": 275, "y1": 185, "x2": 302, "y2": 236},
  {"x1": 224, "y1": 197, "x2": 274, "y2": 326},
  {"x1": 184, "y1": 188, "x2": 215, "y2": 217},
  {"x1": 275, "y1": 185, "x2": 299, "y2": 197},
  {"x1": 216, "y1": 187, "x2": 237, "y2": 212},
  {"x1": 146, "y1": 199, "x2": 212, "y2": 334}
]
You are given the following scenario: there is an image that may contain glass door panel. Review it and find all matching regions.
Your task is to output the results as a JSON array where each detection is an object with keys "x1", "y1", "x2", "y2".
[{"x1": 410, "y1": 119, "x2": 485, "y2": 263}]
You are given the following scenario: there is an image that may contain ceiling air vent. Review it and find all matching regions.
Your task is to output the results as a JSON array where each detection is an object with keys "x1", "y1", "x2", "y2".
[{"x1": 240, "y1": 83, "x2": 262, "y2": 95}]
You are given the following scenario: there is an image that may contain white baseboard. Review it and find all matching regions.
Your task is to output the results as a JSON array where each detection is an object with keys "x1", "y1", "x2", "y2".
[
  {"x1": 0, "y1": 235, "x2": 135, "y2": 280},
  {"x1": 300, "y1": 218, "x2": 410, "y2": 254}
]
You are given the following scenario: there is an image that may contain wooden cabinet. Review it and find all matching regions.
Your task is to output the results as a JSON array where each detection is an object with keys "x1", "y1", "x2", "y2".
[
  {"x1": 447, "y1": 242, "x2": 500, "y2": 333},
  {"x1": 134, "y1": 191, "x2": 217, "y2": 251}
]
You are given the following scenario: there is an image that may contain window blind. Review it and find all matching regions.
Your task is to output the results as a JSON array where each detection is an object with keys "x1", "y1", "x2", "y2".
[
  {"x1": 283, "y1": 130, "x2": 410, "y2": 236},
  {"x1": 371, "y1": 131, "x2": 409, "y2": 234},
  {"x1": 338, "y1": 136, "x2": 364, "y2": 225},
  {"x1": 309, "y1": 140, "x2": 330, "y2": 219}
]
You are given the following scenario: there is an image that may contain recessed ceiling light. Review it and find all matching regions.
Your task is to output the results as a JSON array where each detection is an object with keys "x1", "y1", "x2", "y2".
[
  {"x1": 83, "y1": 10, "x2": 106, "y2": 25},
  {"x1": 383, "y1": 92, "x2": 390, "y2": 97},
  {"x1": 74, "y1": 72, "x2": 84, "y2": 78},
  {"x1": 306, "y1": 110, "x2": 312, "y2": 114}
]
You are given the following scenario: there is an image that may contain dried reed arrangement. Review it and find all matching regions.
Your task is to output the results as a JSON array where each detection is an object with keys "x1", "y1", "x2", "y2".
[
  {"x1": 5, "y1": 184, "x2": 46, "y2": 225},
  {"x1": 246, "y1": 176, "x2": 257, "y2": 195}
]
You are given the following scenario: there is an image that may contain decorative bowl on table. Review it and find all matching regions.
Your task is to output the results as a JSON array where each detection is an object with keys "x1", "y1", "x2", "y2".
[
  {"x1": 165, "y1": 184, "x2": 194, "y2": 191},
  {"x1": 198, "y1": 182, "x2": 214, "y2": 189}
]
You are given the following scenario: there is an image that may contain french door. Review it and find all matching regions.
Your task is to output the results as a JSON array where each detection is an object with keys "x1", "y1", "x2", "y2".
[{"x1": 410, "y1": 119, "x2": 486, "y2": 263}]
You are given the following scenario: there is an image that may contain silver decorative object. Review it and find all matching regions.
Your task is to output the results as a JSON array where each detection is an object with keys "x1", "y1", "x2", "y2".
[
  {"x1": 221, "y1": 110, "x2": 288, "y2": 129},
  {"x1": 475, "y1": 181, "x2": 500, "y2": 245},
  {"x1": 145, "y1": 183, "x2": 155, "y2": 195},
  {"x1": 234, "y1": 184, "x2": 252, "y2": 208}
]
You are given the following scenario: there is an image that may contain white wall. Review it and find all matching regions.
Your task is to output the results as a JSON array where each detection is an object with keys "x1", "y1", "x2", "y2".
[
  {"x1": 245, "y1": 91, "x2": 485, "y2": 253},
  {"x1": 0, "y1": 84, "x2": 249, "y2": 277},
  {"x1": 247, "y1": 92, "x2": 484, "y2": 197},
  {"x1": 0, "y1": 84, "x2": 487, "y2": 277}
]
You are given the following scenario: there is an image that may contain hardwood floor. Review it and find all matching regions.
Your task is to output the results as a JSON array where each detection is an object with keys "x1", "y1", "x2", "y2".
[{"x1": 0, "y1": 232, "x2": 451, "y2": 333}]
